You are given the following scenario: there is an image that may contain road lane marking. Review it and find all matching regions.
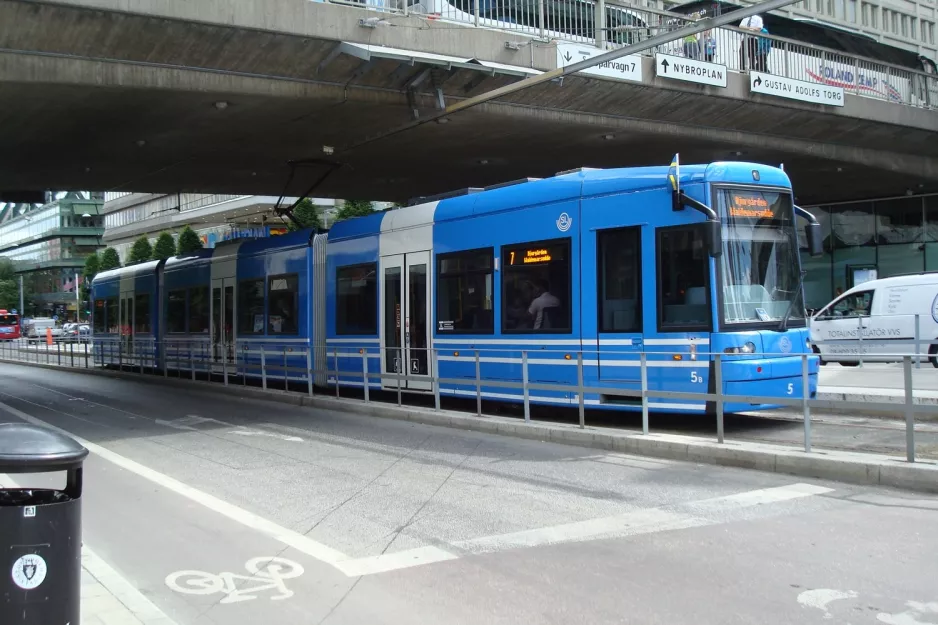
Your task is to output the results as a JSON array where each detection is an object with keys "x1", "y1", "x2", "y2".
[
  {"x1": 333, "y1": 482, "x2": 835, "y2": 573},
  {"x1": 0, "y1": 399, "x2": 836, "y2": 578},
  {"x1": 335, "y1": 546, "x2": 459, "y2": 577},
  {"x1": 0, "y1": 400, "x2": 352, "y2": 568}
]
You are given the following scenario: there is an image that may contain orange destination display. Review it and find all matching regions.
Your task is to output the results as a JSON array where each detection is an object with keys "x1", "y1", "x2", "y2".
[{"x1": 727, "y1": 192, "x2": 776, "y2": 219}]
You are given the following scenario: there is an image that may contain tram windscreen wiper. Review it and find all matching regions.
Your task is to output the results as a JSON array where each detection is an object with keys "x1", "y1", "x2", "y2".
[{"x1": 778, "y1": 269, "x2": 807, "y2": 332}]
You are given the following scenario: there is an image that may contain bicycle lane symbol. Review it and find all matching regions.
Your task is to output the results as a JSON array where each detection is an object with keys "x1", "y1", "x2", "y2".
[{"x1": 165, "y1": 557, "x2": 305, "y2": 604}]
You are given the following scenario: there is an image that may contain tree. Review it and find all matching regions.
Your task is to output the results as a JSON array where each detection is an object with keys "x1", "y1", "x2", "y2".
[
  {"x1": 127, "y1": 236, "x2": 153, "y2": 266},
  {"x1": 81, "y1": 253, "x2": 99, "y2": 303},
  {"x1": 334, "y1": 199, "x2": 375, "y2": 222},
  {"x1": 176, "y1": 226, "x2": 203, "y2": 255},
  {"x1": 288, "y1": 198, "x2": 324, "y2": 232},
  {"x1": 0, "y1": 258, "x2": 18, "y2": 311},
  {"x1": 152, "y1": 232, "x2": 176, "y2": 261},
  {"x1": 99, "y1": 247, "x2": 121, "y2": 271}
]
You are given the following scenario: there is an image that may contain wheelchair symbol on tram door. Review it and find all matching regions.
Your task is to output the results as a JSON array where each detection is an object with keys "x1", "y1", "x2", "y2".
[
  {"x1": 411, "y1": 359, "x2": 419, "y2": 374},
  {"x1": 165, "y1": 556, "x2": 304, "y2": 604},
  {"x1": 393, "y1": 357, "x2": 401, "y2": 373}
]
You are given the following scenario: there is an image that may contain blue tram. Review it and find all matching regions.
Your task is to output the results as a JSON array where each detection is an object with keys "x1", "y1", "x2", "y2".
[{"x1": 92, "y1": 161, "x2": 823, "y2": 413}]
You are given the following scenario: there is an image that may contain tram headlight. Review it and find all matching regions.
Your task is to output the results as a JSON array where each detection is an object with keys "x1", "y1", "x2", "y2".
[{"x1": 724, "y1": 341, "x2": 756, "y2": 354}]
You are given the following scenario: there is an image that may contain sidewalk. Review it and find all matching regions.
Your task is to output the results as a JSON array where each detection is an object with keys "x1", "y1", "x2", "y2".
[
  {"x1": 0, "y1": 474, "x2": 174, "y2": 625},
  {"x1": 81, "y1": 545, "x2": 177, "y2": 625}
]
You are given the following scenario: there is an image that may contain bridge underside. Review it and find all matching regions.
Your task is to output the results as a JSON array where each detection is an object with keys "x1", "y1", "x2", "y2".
[{"x1": 1, "y1": 0, "x2": 936, "y2": 204}]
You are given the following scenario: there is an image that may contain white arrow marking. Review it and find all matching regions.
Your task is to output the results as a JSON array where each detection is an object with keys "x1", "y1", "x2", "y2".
[
  {"x1": 798, "y1": 589, "x2": 859, "y2": 619},
  {"x1": 878, "y1": 601, "x2": 938, "y2": 625},
  {"x1": 230, "y1": 429, "x2": 303, "y2": 443}
]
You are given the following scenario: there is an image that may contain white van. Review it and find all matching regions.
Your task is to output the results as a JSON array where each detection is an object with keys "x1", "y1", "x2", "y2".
[
  {"x1": 809, "y1": 273, "x2": 938, "y2": 367},
  {"x1": 25, "y1": 317, "x2": 62, "y2": 344}
]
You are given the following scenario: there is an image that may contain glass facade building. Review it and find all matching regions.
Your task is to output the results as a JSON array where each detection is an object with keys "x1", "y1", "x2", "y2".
[{"x1": 799, "y1": 194, "x2": 938, "y2": 311}]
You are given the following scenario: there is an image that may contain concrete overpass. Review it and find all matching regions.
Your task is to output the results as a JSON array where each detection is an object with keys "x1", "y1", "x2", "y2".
[{"x1": 1, "y1": 0, "x2": 936, "y2": 205}]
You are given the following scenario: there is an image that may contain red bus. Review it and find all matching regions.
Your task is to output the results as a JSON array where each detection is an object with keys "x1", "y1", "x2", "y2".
[{"x1": 0, "y1": 310, "x2": 20, "y2": 340}]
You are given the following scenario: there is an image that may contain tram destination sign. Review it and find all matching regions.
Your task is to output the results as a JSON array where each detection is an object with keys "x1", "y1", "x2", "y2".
[
  {"x1": 655, "y1": 53, "x2": 726, "y2": 88},
  {"x1": 749, "y1": 71, "x2": 844, "y2": 107}
]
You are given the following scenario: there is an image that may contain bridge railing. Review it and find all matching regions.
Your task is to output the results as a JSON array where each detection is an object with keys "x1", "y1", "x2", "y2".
[{"x1": 324, "y1": 0, "x2": 937, "y2": 108}]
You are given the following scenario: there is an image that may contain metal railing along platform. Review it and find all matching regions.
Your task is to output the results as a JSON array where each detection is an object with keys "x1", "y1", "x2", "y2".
[{"x1": 0, "y1": 337, "x2": 930, "y2": 464}]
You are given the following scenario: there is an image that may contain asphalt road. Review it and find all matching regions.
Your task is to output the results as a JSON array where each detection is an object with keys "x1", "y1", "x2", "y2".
[{"x1": 0, "y1": 363, "x2": 936, "y2": 625}]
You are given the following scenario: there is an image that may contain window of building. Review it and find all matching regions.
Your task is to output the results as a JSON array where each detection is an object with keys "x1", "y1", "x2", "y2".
[
  {"x1": 657, "y1": 226, "x2": 710, "y2": 331},
  {"x1": 436, "y1": 248, "x2": 494, "y2": 334},
  {"x1": 93, "y1": 299, "x2": 106, "y2": 333},
  {"x1": 134, "y1": 293, "x2": 151, "y2": 333},
  {"x1": 166, "y1": 289, "x2": 187, "y2": 333},
  {"x1": 831, "y1": 202, "x2": 876, "y2": 294},
  {"x1": 901, "y1": 14, "x2": 909, "y2": 37},
  {"x1": 598, "y1": 228, "x2": 642, "y2": 333},
  {"x1": 922, "y1": 19, "x2": 928, "y2": 41},
  {"x1": 834, "y1": 0, "x2": 845, "y2": 20},
  {"x1": 188, "y1": 286, "x2": 209, "y2": 333},
  {"x1": 892, "y1": 11, "x2": 899, "y2": 33},
  {"x1": 237, "y1": 279, "x2": 265, "y2": 335},
  {"x1": 876, "y1": 197, "x2": 924, "y2": 279},
  {"x1": 871, "y1": 5, "x2": 878, "y2": 28},
  {"x1": 268, "y1": 274, "x2": 299, "y2": 335},
  {"x1": 846, "y1": 0, "x2": 857, "y2": 22},
  {"x1": 336, "y1": 264, "x2": 377, "y2": 335},
  {"x1": 930, "y1": 22, "x2": 935, "y2": 43},
  {"x1": 501, "y1": 238, "x2": 572, "y2": 333},
  {"x1": 816, "y1": 0, "x2": 824, "y2": 13}
]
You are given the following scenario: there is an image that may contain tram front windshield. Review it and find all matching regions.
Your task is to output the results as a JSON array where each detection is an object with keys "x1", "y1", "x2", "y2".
[{"x1": 715, "y1": 188, "x2": 805, "y2": 327}]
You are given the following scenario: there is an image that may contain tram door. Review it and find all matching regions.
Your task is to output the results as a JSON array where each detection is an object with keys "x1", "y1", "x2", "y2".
[
  {"x1": 381, "y1": 252, "x2": 431, "y2": 391},
  {"x1": 119, "y1": 289, "x2": 134, "y2": 357},
  {"x1": 210, "y1": 278, "x2": 235, "y2": 365}
]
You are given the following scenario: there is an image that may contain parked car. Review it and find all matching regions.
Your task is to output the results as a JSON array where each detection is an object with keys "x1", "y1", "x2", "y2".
[
  {"x1": 62, "y1": 323, "x2": 91, "y2": 343},
  {"x1": 809, "y1": 273, "x2": 938, "y2": 367}
]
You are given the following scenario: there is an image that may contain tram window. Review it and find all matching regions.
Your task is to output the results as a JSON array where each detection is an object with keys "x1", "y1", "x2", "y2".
[
  {"x1": 501, "y1": 238, "x2": 572, "y2": 333},
  {"x1": 336, "y1": 263, "x2": 377, "y2": 335},
  {"x1": 436, "y1": 248, "x2": 494, "y2": 334},
  {"x1": 238, "y1": 279, "x2": 266, "y2": 335},
  {"x1": 93, "y1": 299, "x2": 106, "y2": 333},
  {"x1": 188, "y1": 286, "x2": 209, "y2": 333},
  {"x1": 598, "y1": 228, "x2": 642, "y2": 333},
  {"x1": 134, "y1": 293, "x2": 151, "y2": 333},
  {"x1": 166, "y1": 289, "x2": 187, "y2": 333},
  {"x1": 106, "y1": 298, "x2": 118, "y2": 333},
  {"x1": 657, "y1": 225, "x2": 711, "y2": 331},
  {"x1": 268, "y1": 274, "x2": 298, "y2": 335}
]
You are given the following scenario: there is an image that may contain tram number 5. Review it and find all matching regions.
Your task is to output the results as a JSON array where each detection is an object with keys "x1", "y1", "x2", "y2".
[
  {"x1": 787, "y1": 383, "x2": 794, "y2": 395},
  {"x1": 690, "y1": 372, "x2": 703, "y2": 384}
]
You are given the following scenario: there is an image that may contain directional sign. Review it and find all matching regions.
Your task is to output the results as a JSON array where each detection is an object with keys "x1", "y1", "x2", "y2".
[
  {"x1": 557, "y1": 43, "x2": 643, "y2": 84},
  {"x1": 655, "y1": 53, "x2": 726, "y2": 88},
  {"x1": 749, "y1": 71, "x2": 844, "y2": 107}
]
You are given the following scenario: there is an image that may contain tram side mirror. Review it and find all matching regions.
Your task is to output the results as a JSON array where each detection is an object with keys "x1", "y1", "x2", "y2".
[
  {"x1": 706, "y1": 220, "x2": 723, "y2": 258},
  {"x1": 806, "y1": 222, "x2": 823, "y2": 257}
]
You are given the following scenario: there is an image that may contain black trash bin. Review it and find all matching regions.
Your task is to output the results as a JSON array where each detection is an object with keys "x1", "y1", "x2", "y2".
[{"x1": 0, "y1": 422, "x2": 89, "y2": 624}]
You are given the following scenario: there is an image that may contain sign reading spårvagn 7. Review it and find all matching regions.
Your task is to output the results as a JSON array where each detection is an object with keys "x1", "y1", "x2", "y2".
[
  {"x1": 556, "y1": 43, "x2": 643, "y2": 83},
  {"x1": 749, "y1": 71, "x2": 844, "y2": 107}
]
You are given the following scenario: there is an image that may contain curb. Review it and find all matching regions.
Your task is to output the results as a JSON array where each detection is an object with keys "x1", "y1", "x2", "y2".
[{"x1": 5, "y1": 358, "x2": 938, "y2": 494}]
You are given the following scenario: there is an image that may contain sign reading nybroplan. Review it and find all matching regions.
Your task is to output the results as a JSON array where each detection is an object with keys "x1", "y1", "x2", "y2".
[
  {"x1": 749, "y1": 71, "x2": 844, "y2": 107},
  {"x1": 655, "y1": 53, "x2": 726, "y2": 88},
  {"x1": 556, "y1": 43, "x2": 643, "y2": 83}
]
